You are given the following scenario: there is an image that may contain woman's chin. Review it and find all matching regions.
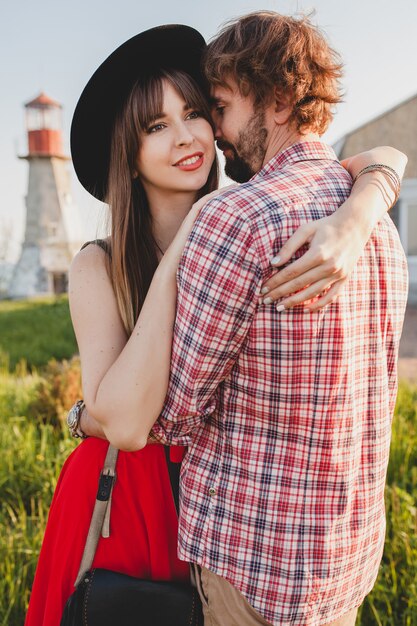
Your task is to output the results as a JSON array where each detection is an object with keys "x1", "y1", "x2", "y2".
[{"x1": 174, "y1": 171, "x2": 211, "y2": 193}]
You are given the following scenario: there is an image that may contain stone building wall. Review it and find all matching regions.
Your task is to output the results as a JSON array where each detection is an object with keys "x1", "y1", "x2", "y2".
[{"x1": 337, "y1": 94, "x2": 417, "y2": 178}]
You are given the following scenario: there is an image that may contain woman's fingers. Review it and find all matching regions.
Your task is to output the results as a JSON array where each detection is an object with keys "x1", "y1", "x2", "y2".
[
  {"x1": 262, "y1": 242, "x2": 345, "y2": 299},
  {"x1": 263, "y1": 215, "x2": 356, "y2": 301},
  {"x1": 265, "y1": 277, "x2": 331, "y2": 310},
  {"x1": 262, "y1": 253, "x2": 343, "y2": 301},
  {"x1": 269, "y1": 223, "x2": 316, "y2": 268},
  {"x1": 262, "y1": 266, "x2": 321, "y2": 302},
  {"x1": 304, "y1": 279, "x2": 345, "y2": 311},
  {"x1": 261, "y1": 275, "x2": 345, "y2": 311}
]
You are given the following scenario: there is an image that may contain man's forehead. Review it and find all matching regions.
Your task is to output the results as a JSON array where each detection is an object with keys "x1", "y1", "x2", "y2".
[{"x1": 210, "y1": 81, "x2": 237, "y2": 102}]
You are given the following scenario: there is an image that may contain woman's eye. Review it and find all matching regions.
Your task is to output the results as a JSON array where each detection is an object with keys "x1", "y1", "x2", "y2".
[{"x1": 147, "y1": 123, "x2": 165, "y2": 133}]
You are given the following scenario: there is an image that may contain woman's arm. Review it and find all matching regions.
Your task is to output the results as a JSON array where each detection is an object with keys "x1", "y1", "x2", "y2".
[
  {"x1": 261, "y1": 146, "x2": 407, "y2": 310},
  {"x1": 69, "y1": 245, "x2": 175, "y2": 451},
  {"x1": 78, "y1": 404, "x2": 160, "y2": 443},
  {"x1": 78, "y1": 403, "x2": 107, "y2": 439},
  {"x1": 69, "y1": 198, "x2": 210, "y2": 452}
]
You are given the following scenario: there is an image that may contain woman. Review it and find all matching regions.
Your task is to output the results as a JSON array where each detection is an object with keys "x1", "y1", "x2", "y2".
[{"x1": 25, "y1": 25, "x2": 404, "y2": 626}]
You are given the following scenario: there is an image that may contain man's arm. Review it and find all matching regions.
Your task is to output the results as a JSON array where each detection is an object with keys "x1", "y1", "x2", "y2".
[
  {"x1": 261, "y1": 146, "x2": 407, "y2": 310},
  {"x1": 151, "y1": 197, "x2": 262, "y2": 445}
]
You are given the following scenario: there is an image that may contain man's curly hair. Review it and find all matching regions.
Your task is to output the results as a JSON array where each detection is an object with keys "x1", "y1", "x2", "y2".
[{"x1": 204, "y1": 11, "x2": 343, "y2": 136}]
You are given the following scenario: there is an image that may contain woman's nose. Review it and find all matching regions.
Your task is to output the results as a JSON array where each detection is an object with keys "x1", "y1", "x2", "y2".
[{"x1": 175, "y1": 122, "x2": 194, "y2": 147}]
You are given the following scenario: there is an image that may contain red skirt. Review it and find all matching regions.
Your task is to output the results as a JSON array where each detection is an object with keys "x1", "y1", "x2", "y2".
[{"x1": 25, "y1": 438, "x2": 188, "y2": 626}]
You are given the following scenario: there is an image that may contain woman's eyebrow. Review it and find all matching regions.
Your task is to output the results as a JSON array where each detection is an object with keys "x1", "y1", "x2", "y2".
[{"x1": 148, "y1": 111, "x2": 165, "y2": 123}]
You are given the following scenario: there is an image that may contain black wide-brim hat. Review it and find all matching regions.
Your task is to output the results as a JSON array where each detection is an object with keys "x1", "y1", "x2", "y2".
[{"x1": 70, "y1": 25, "x2": 207, "y2": 201}]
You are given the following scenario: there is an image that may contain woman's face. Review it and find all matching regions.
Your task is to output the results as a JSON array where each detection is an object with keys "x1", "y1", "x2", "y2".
[{"x1": 136, "y1": 81, "x2": 215, "y2": 200}]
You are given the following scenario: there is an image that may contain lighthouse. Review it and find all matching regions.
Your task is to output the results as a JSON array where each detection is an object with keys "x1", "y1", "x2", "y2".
[{"x1": 9, "y1": 92, "x2": 84, "y2": 298}]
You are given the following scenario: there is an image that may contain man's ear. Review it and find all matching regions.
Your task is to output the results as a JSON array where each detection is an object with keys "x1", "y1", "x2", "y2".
[{"x1": 273, "y1": 87, "x2": 292, "y2": 125}]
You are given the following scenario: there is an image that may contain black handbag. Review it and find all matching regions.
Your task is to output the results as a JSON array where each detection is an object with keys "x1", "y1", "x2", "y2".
[{"x1": 60, "y1": 445, "x2": 203, "y2": 626}]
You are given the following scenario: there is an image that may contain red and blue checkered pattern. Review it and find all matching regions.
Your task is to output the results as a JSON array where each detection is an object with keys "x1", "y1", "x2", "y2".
[{"x1": 152, "y1": 142, "x2": 408, "y2": 625}]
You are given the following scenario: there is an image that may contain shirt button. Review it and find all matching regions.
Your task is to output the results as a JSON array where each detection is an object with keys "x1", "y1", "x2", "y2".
[{"x1": 208, "y1": 487, "x2": 217, "y2": 497}]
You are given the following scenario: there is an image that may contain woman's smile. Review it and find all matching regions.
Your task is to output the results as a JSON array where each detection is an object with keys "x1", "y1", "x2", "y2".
[{"x1": 174, "y1": 152, "x2": 204, "y2": 171}]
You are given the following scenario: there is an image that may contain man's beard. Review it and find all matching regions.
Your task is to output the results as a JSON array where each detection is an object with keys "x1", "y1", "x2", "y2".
[{"x1": 217, "y1": 110, "x2": 268, "y2": 183}]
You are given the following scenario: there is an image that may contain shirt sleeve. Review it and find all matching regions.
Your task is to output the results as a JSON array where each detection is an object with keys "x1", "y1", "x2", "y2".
[{"x1": 151, "y1": 196, "x2": 262, "y2": 446}]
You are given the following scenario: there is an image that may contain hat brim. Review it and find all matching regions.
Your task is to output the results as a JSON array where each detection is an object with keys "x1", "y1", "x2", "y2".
[{"x1": 70, "y1": 25, "x2": 207, "y2": 201}]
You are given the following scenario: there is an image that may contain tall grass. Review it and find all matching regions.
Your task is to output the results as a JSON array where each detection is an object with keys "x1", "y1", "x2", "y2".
[
  {"x1": 0, "y1": 371, "x2": 416, "y2": 625},
  {"x1": 358, "y1": 383, "x2": 417, "y2": 626},
  {"x1": 0, "y1": 300, "x2": 416, "y2": 624},
  {"x1": 0, "y1": 296, "x2": 77, "y2": 369},
  {"x1": 0, "y1": 416, "x2": 76, "y2": 625},
  {"x1": 0, "y1": 356, "x2": 81, "y2": 625}
]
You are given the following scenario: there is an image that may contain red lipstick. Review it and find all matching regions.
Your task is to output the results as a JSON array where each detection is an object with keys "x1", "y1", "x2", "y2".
[{"x1": 174, "y1": 152, "x2": 204, "y2": 171}]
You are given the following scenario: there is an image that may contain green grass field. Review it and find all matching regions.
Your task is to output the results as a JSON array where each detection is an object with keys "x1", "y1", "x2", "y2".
[
  {"x1": 0, "y1": 296, "x2": 77, "y2": 370},
  {"x1": 0, "y1": 298, "x2": 416, "y2": 625}
]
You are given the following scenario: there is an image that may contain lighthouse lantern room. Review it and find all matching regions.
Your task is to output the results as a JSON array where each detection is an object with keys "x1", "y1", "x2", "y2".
[{"x1": 25, "y1": 92, "x2": 64, "y2": 157}]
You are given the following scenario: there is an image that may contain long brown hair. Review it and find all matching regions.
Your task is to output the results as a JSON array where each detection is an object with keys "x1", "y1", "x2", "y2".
[{"x1": 106, "y1": 69, "x2": 218, "y2": 334}]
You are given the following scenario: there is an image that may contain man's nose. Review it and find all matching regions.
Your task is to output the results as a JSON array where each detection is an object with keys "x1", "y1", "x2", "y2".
[{"x1": 211, "y1": 112, "x2": 222, "y2": 138}]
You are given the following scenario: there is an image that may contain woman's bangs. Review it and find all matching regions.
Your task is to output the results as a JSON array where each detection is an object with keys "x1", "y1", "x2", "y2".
[
  {"x1": 165, "y1": 71, "x2": 207, "y2": 114},
  {"x1": 133, "y1": 75, "x2": 165, "y2": 131},
  {"x1": 131, "y1": 70, "x2": 210, "y2": 132}
]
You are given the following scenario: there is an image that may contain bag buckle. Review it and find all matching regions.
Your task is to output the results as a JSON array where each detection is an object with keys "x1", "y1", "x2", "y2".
[{"x1": 97, "y1": 469, "x2": 116, "y2": 502}]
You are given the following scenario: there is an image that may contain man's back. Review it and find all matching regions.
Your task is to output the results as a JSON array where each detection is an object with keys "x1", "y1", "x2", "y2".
[{"x1": 155, "y1": 141, "x2": 408, "y2": 625}]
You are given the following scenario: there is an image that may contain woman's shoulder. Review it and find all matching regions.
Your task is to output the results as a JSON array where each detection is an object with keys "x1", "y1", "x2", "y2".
[
  {"x1": 80, "y1": 237, "x2": 112, "y2": 256},
  {"x1": 69, "y1": 237, "x2": 118, "y2": 318},
  {"x1": 70, "y1": 237, "x2": 112, "y2": 285},
  {"x1": 73, "y1": 237, "x2": 111, "y2": 264}
]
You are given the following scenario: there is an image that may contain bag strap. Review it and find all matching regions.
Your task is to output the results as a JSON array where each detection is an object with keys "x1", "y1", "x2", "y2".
[
  {"x1": 74, "y1": 443, "x2": 181, "y2": 587},
  {"x1": 74, "y1": 444, "x2": 118, "y2": 587},
  {"x1": 163, "y1": 447, "x2": 197, "y2": 586},
  {"x1": 164, "y1": 446, "x2": 180, "y2": 515}
]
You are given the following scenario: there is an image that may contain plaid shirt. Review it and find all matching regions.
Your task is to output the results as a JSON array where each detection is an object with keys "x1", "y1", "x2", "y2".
[{"x1": 152, "y1": 142, "x2": 408, "y2": 625}]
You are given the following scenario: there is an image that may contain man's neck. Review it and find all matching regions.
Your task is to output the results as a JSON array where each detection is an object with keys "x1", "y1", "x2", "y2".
[{"x1": 262, "y1": 127, "x2": 321, "y2": 167}]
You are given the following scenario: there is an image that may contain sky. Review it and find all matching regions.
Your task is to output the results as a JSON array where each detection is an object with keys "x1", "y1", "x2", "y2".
[{"x1": 1, "y1": 0, "x2": 417, "y2": 261}]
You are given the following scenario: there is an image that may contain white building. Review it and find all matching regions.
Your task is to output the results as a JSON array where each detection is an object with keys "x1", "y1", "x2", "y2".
[{"x1": 9, "y1": 92, "x2": 84, "y2": 298}]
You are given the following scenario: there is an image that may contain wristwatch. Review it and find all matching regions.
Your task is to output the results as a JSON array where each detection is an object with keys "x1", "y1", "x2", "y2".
[{"x1": 67, "y1": 400, "x2": 88, "y2": 439}]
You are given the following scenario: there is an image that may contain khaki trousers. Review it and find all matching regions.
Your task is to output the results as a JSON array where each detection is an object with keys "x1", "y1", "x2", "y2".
[{"x1": 194, "y1": 565, "x2": 358, "y2": 626}]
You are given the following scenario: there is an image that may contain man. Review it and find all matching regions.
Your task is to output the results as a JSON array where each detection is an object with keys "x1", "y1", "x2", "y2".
[{"x1": 151, "y1": 12, "x2": 408, "y2": 626}]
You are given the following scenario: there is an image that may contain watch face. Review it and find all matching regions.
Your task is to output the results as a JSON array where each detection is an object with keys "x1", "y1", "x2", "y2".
[{"x1": 67, "y1": 406, "x2": 78, "y2": 428}]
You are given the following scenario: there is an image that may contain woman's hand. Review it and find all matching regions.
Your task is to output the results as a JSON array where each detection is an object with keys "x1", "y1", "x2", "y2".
[
  {"x1": 260, "y1": 211, "x2": 364, "y2": 311},
  {"x1": 260, "y1": 146, "x2": 407, "y2": 311}
]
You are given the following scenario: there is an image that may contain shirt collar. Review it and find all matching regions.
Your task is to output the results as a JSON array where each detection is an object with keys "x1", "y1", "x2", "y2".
[{"x1": 253, "y1": 141, "x2": 339, "y2": 180}]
